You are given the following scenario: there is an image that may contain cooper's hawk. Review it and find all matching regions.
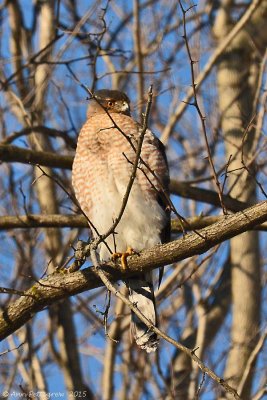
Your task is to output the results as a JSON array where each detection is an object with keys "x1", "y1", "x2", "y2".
[{"x1": 72, "y1": 89, "x2": 170, "y2": 352}]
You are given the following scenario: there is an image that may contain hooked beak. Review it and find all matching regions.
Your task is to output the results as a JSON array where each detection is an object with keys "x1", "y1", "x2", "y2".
[{"x1": 121, "y1": 101, "x2": 130, "y2": 112}]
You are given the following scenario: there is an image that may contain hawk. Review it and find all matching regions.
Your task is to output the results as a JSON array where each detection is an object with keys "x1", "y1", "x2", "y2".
[{"x1": 72, "y1": 89, "x2": 170, "y2": 352}]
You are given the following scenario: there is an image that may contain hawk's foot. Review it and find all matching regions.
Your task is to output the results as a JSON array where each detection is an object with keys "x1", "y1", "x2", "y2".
[{"x1": 111, "y1": 247, "x2": 135, "y2": 270}]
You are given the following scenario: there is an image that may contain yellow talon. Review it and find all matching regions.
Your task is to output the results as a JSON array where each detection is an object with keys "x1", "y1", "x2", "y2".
[{"x1": 111, "y1": 247, "x2": 135, "y2": 270}]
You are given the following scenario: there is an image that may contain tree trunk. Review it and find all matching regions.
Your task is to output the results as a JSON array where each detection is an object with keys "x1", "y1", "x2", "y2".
[{"x1": 213, "y1": 2, "x2": 267, "y2": 397}]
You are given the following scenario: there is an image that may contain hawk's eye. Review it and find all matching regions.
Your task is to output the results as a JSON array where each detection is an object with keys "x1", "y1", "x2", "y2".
[{"x1": 107, "y1": 101, "x2": 114, "y2": 107}]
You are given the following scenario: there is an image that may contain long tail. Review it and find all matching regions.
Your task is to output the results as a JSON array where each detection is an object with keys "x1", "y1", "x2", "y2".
[{"x1": 127, "y1": 272, "x2": 158, "y2": 353}]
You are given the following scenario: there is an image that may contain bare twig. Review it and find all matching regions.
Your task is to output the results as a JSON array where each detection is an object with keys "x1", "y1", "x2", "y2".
[
  {"x1": 161, "y1": 0, "x2": 263, "y2": 143},
  {"x1": 241, "y1": 117, "x2": 267, "y2": 198},
  {"x1": 0, "y1": 340, "x2": 25, "y2": 357},
  {"x1": 179, "y1": 0, "x2": 226, "y2": 214},
  {"x1": 133, "y1": 0, "x2": 144, "y2": 120}
]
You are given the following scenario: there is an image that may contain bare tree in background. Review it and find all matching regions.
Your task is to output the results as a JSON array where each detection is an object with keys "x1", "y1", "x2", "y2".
[
  {"x1": 213, "y1": 2, "x2": 267, "y2": 398},
  {"x1": 0, "y1": 1, "x2": 266, "y2": 399}
]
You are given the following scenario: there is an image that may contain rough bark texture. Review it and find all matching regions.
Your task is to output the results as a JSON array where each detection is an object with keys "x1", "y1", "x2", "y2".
[{"x1": 0, "y1": 201, "x2": 266, "y2": 342}]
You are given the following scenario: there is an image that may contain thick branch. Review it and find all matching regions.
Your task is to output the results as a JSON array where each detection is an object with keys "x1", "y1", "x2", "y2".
[
  {"x1": 0, "y1": 201, "x2": 266, "y2": 341},
  {"x1": 0, "y1": 144, "x2": 73, "y2": 169},
  {"x1": 0, "y1": 214, "x2": 87, "y2": 230},
  {"x1": 1, "y1": 213, "x2": 267, "y2": 232}
]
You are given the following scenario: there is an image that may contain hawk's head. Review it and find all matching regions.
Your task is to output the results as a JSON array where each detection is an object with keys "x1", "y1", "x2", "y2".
[{"x1": 91, "y1": 89, "x2": 131, "y2": 116}]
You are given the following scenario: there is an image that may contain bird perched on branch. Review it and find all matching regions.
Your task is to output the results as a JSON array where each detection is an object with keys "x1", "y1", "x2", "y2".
[{"x1": 72, "y1": 89, "x2": 170, "y2": 352}]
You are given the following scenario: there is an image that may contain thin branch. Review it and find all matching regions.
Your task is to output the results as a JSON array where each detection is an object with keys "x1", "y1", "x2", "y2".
[
  {"x1": 133, "y1": 0, "x2": 144, "y2": 120},
  {"x1": 1, "y1": 126, "x2": 76, "y2": 149},
  {"x1": 161, "y1": 0, "x2": 263, "y2": 143},
  {"x1": 241, "y1": 117, "x2": 267, "y2": 198},
  {"x1": 90, "y1": 248, "x2": 240, "y2": 399},
  {"x1": 1, "y1": 34, "x2": 64, "y2": 90},
  {"x1": 0, "y1": 341, "x2": 25, "y2": 357},
  {"x1": 0, "y1": 287, "x2": 34, "y2": 298},
  {"x1": 179, "y1": 0, "x2": 226, "y2": 213},
  {"x1": 90, "y1": 85, "x2": 154, "y2": 250}
]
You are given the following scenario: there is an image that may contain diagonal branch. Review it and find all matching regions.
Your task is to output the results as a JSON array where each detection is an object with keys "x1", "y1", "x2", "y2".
[
  {"x1": 0, "y1": 200, "x2": 266, "y2": 342},
  {"x1": 91, "y1": 250, "x2": 240, "y2": 399},
  {"x1": 92, "y1": 85, "x2": 153, "y2": 249}
]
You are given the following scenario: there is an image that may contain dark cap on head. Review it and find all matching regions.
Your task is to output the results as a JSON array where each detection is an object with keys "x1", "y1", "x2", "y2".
[
  {"x1": 93, "y1": 89, "x2": 130, "y2": 104},
  {"x1": 88, "y1": 89, "x2": 131, "y2": 116}
]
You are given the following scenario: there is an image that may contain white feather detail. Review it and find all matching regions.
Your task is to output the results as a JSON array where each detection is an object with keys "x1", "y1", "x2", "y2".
[{"x1": 91, "y1": 171, "x2": 166, "y2": 260}]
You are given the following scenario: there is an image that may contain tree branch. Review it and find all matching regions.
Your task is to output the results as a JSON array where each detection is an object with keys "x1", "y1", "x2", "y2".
[
  {"x1": 1, "y1": 212, "x2": 267, "y2": 232},
  {"x1": 0, "y1": 144, "x2": 73, "y2": 169},
  {"x1": 170, "y1": 180, "x2": 248, "y2": 213},
  {"x1": 1, "y1": 126, "x2": 76, "y2": 149},
  {"x1": 0, "y1": 200, "x2": 266, "y2": 341}
]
